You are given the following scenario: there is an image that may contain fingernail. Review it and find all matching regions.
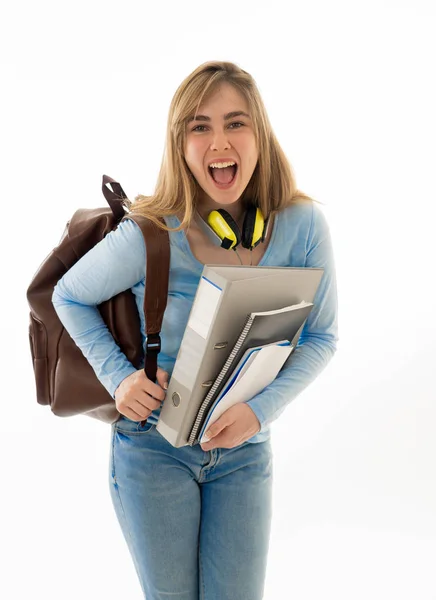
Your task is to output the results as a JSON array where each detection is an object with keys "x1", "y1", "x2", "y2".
[
  {"x1": 203, "y1": 433, "x2": 211, "y2": 443},
  {"x1": 164, "y1": 382, "x2": 168, "y2": 390}
]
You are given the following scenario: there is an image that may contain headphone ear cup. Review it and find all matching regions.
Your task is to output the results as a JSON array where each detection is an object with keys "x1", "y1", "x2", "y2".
[
  {"x1": 215, "y1": 209, "x2": 241, "y2": 247},
  {"x1": 241, "y1": 206, "x2": 260, "y2": 250}
]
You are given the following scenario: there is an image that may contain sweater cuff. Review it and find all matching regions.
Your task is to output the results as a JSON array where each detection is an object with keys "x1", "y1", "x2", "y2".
[
  {"x1": 247, "y1": 397, "x2": 270, "y2": 434},
  {"x1": 107, "y1": 365, "x2": 139, "y2": 399}
]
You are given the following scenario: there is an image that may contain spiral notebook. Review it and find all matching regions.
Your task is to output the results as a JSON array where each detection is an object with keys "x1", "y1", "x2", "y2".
[{"x1": 188, "y1": 301, "x2": 313, "y2": 445}]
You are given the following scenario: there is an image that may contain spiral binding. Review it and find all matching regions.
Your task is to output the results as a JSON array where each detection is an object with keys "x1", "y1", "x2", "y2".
[{"x1": 187, "y1": 313, "x2": 254, "y2": 446}]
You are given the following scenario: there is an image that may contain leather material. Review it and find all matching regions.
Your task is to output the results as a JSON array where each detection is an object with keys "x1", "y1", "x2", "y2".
[{"x1": 26, "y1": 174, "x2": 170, "y2": 424}]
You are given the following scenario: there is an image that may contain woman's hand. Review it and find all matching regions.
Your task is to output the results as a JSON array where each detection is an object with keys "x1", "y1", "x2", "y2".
[
  {"x1": 200, "y1": 403, "x2": 261, "y2": 451},
  {"x1": 114, "y1": 367, "x2": 169, "y2": 421}
]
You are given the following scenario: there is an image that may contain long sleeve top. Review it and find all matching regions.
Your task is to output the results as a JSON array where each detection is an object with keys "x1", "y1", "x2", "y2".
[{"x1": 51, "y1": 200, "x2": 339, "y2": 444}]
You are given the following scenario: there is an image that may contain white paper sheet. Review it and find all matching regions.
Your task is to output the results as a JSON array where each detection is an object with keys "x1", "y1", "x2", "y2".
[{"x1": 199, "y1": 342, "x2": 293, "y2": 442}]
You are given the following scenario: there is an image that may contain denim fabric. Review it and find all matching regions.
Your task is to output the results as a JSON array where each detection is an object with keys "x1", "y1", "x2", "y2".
[{"x1": 109, "y1": 415, "x2": 273, "y2": 600}]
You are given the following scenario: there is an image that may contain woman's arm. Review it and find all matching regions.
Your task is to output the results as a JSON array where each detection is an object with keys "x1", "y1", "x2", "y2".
[
  {"x1": 247, "y1": 202, "x2": 339, "y2": 432},
  {"x1": 51, "y1": 218, "x2": 147, "y2": 398}
]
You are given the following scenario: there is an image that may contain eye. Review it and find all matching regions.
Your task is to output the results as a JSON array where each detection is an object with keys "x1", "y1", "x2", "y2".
[{"x1": 191, "y1": 122, "x2": 245, "y2": 133}]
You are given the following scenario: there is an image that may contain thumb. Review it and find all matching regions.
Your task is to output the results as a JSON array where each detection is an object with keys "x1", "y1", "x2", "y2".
[
  {"x1": 203, "y1": 415, "x2": 228, "y2": 442},
  {"x1": 156, "y1": 367, "x2": 169, "y2": 390}
]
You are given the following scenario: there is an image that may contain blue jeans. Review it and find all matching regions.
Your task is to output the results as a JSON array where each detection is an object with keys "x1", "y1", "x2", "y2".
[{"x1": 108, "y1": 415, "x2": 274, "y2": 600}]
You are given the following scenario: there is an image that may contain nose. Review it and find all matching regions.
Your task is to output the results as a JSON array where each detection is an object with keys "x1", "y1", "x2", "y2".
[{"x1": 210, "y1": 130, "x2": 231, "y2": 151}]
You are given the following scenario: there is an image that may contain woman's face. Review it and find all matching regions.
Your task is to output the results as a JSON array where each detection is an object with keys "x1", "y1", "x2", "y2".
[{"x1": 184, "y1": 82, "x2": 258, "y2": 212}]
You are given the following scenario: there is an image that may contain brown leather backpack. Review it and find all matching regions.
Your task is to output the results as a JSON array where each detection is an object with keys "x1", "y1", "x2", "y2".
[{"x1": 26, "y1": 175, "x2": 170, "y2": 424}]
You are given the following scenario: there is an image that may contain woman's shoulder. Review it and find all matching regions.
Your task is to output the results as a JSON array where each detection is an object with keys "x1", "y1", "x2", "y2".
[
  {"x1": 279, "y1": 199, "x2": 329, "y2": 229},
  {"x1": 98, "y1": 216, "x2": 147, "y2": 266},
  {"x1": 114, "y1": 216, "x2": 148, "y2": 247},
  {"x1": 278, "y1": 198, "x2": 314, "y2": 226}
]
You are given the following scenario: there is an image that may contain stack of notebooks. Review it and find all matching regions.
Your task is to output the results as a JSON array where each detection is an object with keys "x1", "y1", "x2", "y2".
[
  {"x1": 156, "y1": 264, "x2": 324, "y2": 447},
  {"x1": 196, "y1": 338, "x2": 293, "y2": 444}
]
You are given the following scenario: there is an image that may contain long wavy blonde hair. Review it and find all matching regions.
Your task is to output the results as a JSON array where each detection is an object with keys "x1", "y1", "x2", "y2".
[{"x1": 128, "y1": 60, "x2": 320, "y2": 231}]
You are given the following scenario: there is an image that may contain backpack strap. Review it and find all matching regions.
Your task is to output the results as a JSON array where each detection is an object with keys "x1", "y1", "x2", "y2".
[
  {"x1": 125, "y1": 213, "x2": 170, "y2": 382},
  {"x1": 128, "y1": 214, "x2": 170, "y2": 429},
  {"x1": 102, "y1": 174, "x2": 130, "y2": 220},
  {"x1": 101, "y1": 175, "x2": 170, "y2": 384}
]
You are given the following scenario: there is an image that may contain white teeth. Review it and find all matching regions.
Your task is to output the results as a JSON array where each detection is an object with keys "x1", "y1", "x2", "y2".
[{"x1": 209, "y1": 161, "x2": 236, "y2": 169}]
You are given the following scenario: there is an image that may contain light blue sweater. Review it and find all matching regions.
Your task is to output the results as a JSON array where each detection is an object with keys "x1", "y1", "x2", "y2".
[{"x1": 52, "y1": 201, "x2": 339, "y2": 444}]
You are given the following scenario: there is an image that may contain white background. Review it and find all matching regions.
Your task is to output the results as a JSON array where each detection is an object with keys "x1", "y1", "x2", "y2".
[{"x1": 1, "y1": 0, "x2": 435, "y2": 598}]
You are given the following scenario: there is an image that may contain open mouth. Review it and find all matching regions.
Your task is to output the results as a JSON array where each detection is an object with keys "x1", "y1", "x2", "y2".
[{"x1": 208, "y1": 164, "x2": 238, "y2": 188}]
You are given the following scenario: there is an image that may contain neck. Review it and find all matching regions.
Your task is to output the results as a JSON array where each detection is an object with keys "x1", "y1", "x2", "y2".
[{"x1": 196, "y1": 197, "x2": 246, "y2": 228}]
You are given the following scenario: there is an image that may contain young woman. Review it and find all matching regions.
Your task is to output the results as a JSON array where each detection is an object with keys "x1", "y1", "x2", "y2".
[{"x1": 52, "y1": 60, "x2": 339, "y2": 600}]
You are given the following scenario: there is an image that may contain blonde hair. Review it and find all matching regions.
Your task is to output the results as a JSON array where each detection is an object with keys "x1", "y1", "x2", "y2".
[{"x1": 128, "y1": 60, "x2": 320, "y2": 231}]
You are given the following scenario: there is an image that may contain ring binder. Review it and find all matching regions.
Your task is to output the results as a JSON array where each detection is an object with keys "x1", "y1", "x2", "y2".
[{"x1": 156, "y1": 264, "x2": 324, "y2": 448}]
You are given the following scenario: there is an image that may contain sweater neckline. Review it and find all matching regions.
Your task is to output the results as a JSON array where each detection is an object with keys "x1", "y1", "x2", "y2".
[{"x1": 165, "y1": 212, "x2": 279, "y2": 269}]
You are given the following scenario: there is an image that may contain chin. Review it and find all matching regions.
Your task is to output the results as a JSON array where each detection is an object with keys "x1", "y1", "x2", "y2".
[
  {"x1": 215, "y1": 197, "x2": 242, "y2": 206},
  {"x1": 202, "y1": 182, "x2": 248, "y2": 207}
]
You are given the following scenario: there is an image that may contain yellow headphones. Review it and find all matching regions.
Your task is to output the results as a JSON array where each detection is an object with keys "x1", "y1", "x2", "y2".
[{"x1": 195, "y1": 206, "x2": 269, "y2": 251}]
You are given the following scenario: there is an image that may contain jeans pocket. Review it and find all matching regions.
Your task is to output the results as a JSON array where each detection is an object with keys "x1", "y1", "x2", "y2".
[{"x1": 114, "y1": 414, "x2": 157, "y2": 435}]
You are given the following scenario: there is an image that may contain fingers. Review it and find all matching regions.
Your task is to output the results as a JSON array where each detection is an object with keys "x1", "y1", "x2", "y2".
[
  {"x1": 122, "y1": 404, "x2": 151, "y2": 422},
  {"x1": 115, "y1": 368, "x2": 168, "y2": 420},
  {"x1": 126, "y1": 392, "x2": 162, "y2": 415},
  {"x1": 140, "y1": 370, "x2": 166, "y2": 402},
  {"x1": 156, "y1": 367, "x2": 169, "y2": 391}
]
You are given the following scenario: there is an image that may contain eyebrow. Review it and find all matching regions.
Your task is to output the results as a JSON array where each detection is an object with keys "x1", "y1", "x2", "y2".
[{"x1": 187, "y1": 110, "x2": 250, "y2": 123}]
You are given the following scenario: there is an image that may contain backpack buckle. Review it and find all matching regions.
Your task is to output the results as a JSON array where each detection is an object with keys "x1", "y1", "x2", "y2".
[{"x1": 145, "y1": 333, "x2": 161, "y2": 354}]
